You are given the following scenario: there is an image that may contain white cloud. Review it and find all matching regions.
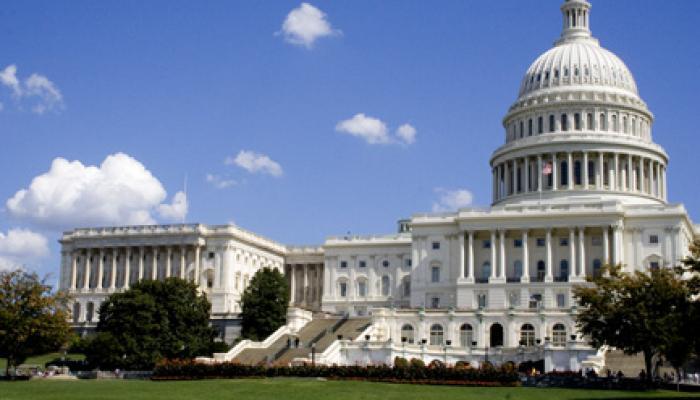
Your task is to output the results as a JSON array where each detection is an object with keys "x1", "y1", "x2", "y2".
[
  {"x1": 25, "y1": 73, "x2": 64, "y2": 114},
  {"x1": 279, "y1": 3, "x2": 339, "y2": 49},
  {"x1": 6, "y1": 153, "x2": 187, "y2": 230},
  {"x1": 0, "y1": 228, "x2": 50, "y2": 271},
  {"x1": 226, "y1": 150, "x2": 283, "y2": 177},
  {"x1": 396, "y1": 123, "x2": 417, "y2": 145},
  {"x1": 157, "y1": 191, "x2": 188, "y2": 222},
  {"x1": 0, "y1": 64, "x2": 21, "y2": 96},
  {"x1": 0, "y1": 64, "x2": 64, "y2": 114},
  {"x1": 432, "y1": 188, "x2": 474, "y2": 212},
  {"x1": 336, "y1": 113, "x2": 390, "y2": 144},
  {"x1": 206, "y1": 174, "x2": 236, "y2": 189}
]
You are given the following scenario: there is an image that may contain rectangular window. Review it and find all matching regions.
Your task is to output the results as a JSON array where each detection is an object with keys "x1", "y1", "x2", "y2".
[
  {"x1": 359, "y1": 260, "x2": 367, "y2": 268},
  {"x1": 477, "y1": 293, "x2": 487, "y2": 309},
  {"x1": 340, "y1": 283, "x2": 348, "y2": 297},
  {"x1": 536, "y1": 238, "x2": 545, "y2": 247},
  {"x1": 514, "y1": 239, "x2": 523, "y2": 248},
  {"x1": 538, "y1": 117, "x2": 543, "y2": 134},
  {"x1": 529, "y1": 293, "x2": 543, "y2": 309},
  {"x1": 208, "y1": 252, "x2": 215, "y2": 259},
  {"x1": 340, "y1": 261, "x2": 348, "y2": 268},
  {"x1": 649, "y1": 235, "x2": 659, "y2": 245},
  {"x1": 432, "y1": 242, "x2": 440, "y2": 250},
  {"x1": 431, "y1": 297, "x2": 440, "y2": 309},
  {"x1": 358, "y1": 281, "x2": 366, "y2": 297},
  {"x1": 556, "y1": 293, "x2": 567, "y2": 308},
  {"x1": 483, "y1": 240, "x2": 491, "y2": 249},
  {"x1": 431, "y1": 266, "x2": 440, "y2": 283},
  {"x1": 560, "y1": 238, "x2": 569, "y2": 247},
  {"x1": 508, "y1": 291, "x2": 520, "y2": 308}
]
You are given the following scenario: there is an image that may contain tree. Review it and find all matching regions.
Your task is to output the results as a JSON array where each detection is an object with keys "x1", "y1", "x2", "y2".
[
  {"x1": 0, "y1": 269, "x2": 73, "y2": 376},
  {"x1": 85, "y1": 278, "x2": 216, "y2": 370},
  {"x1": 240, "y1": 268, "x2": 289, "y2": 341},
  {"x1": 573, "y1": 264, "x2": 690, "y2": 382},
  {"x1": 677, "y1": 239, "x2": 700, "y2": 369}
]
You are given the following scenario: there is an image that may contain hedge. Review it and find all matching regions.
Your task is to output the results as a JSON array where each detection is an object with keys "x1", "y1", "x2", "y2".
[{"x1": 152, "y1": 358, "x2": 520, "y2": 386}]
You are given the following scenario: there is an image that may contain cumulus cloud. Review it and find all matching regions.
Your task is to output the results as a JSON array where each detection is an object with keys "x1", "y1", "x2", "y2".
[
  {"x1": 226, "y1": 150, "x2": 283, "y2": 177},
  {"x1": 0, "y1": 64, "x2": 64, "y2": 114},
  {"x1": 0, "y1": 228, "x2": 50, "y2": 271},
  {"x1": 206, "y1": 174, "x2": 236, "y2": 189},
  {"x1": 6, "y1": 153, "x2": 187, "y2": 230},
  {"x1": 279, "y1": 3, "x2": 340, "y2": 48},
  {"x1": 396, "y1": 124, "x2": 417, "y2": 145},
  {"x1": 336, "y1": 113, "x2": 390, "y2": 144},
  {"x1": 432, "y1": 188, "x2": 474, "y2": 212}
]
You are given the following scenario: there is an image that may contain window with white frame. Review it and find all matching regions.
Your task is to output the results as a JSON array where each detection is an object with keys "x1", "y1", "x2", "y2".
[
  {"x1": 339, "y1": 282, "x2": 347, "y2": 297},
  {"x1": 430, "y1": 324, "x2": 444, "y2": 346},
  {"x1": 359, "y1": 260, "x2": 367, "y2": 268},
  {"x1": 556, "y1": 293, "x2": 567, "y2": 308},
  {"x1": 340, "y1": 261, "x2": 348, "y2": 268},
  {"x1": 381, "y1": 275, "x2": 390, "y2": 296},
  {"x1": 552, "y1": 323, "x2": 567, "y2": 347},
  {"x1": 477, "y1": 293, "x2": 488, "y2": 309},
  {"x1": 649, "y1": 235, "x2": 659, "y2": 245},
  {"x1": 460, "y1": 324, "x2": 473, "y2": 348},
  {"x1": 402, "y1": 276, "x2": 411, "y2": 297},
  {"x1": 357, "y1": 280, "x2": 367, "y2": 297},
  {"x1": 432, "y1": 242, "x2": 440, "y2": 250},
  {"x1": 520, "y1": 323, "x2": 535, "y2": 347},
  {"x1": 430, "y1": 296, "x2": 440, "y2": 309},
  {"x1": 401, "y1": 324, "x2": 415, "y2": 344},
  {"x1": 508, "y1": 291, "x2": 520, "y2": 308},
  {"x1": 529, "y1": 293, "x2": 543, "y2": 309},
  {"x1": 431, "y1": 265, "x2": 440, "y2": 283},
  {"x1": 591, "y1": 236, "x2": 602, "y2": 246}
]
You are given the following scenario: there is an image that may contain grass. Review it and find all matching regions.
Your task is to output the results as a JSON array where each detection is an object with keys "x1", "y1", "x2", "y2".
[
  {"x1": 1, "y1": 379, "x2": 700, "y2": 400},
  {"x1": 0, "y1": 353, "x2": 85, "y2": 372}
]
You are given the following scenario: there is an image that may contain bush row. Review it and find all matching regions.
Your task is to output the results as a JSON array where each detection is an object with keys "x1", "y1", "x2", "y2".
[{"x1": 152, "y1": 358, "x2": 520, "y2": 385}]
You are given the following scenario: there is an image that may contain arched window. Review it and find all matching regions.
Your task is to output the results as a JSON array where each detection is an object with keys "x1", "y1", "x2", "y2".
[
  {"x1": 73, "y1": 302, "x2": 81, "y2": 323},
  {"x1": 560, "y1": 161, "x2": 568, "y2": 186},
  {"x1": 338, "y1": 280, "x2": 348, "y2": 297},
  {"x1": 430, "y1": 324, "x2": 444, "y2": 346},
  {"x1": 574, "y1": 161, "x2": 582, "y2": 185},
  {"x1": 357, "y1": 279, "x2": 367, "y2": 297},
  {"x1": 520, "y1": 323, "x2": 535, "y2": 347},
  {"x1": 490, "y1": 323, "x2": 504, "y2": 347},
  {"x1": 401, "y1": 324, "x2": 415, "y2": 344},
  {"x1": 381, "y1": 275, "x2": 390, "y2": 296},
  {"x1": 561, "y1": 114, "x2": 568, "y2": 131},
  {"x1": 549, "y1": 115, "x2": 555, "y2": 132},
  {"x1": 431, "y1": 265, "x2": 440, "y2": 283},
  {"x1": 552, "y1": 324, "x2": 567, "y2": 347},
  {"x1": 588, "y1": 160, "x2": 596, "y2": 185},
  {"x1": 559, "y1": 260, "x2": 569, "y2": 281},
  {"x1": 537, "y1": 260, "x2": 545, "y2": 281},
  {"x1": 600, "y1": 113, "x2": 607, "y2": 131},
  {"x1": 460, "y1": 324, "x2": 474, "y2": 348},
  {"x1": 86, "y1": 302, "x2": 95, "y2": 323},
  {"x1": 519, "y1": 121, "x2": 524, "y2": 138},
  {"x1": 593, "y1": 259, "x2": 602, "y2": 278}
]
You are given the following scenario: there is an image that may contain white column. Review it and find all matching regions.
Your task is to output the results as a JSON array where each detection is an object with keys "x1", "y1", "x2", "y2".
[
  {"x1": 289, "y1": 265, "x2": 296, "y2": 305},
  {"x1": 180, "y1": 246, "x2": 186, "y2": 279},
  {"x1": 662, "y1": 166, "x2": 667, "y2": 201},
  {"x1": 124, "y1": 247, "x2": 131, "y2": 289},
  {"x1": 468, "y1": 231, "x2": 475, "y2": 282},
  {"x1": 152, "y1": 247, "x2": 158, "y2": 280},
  {"x1": 612, "y1": 224, "x2": 623, "y2": 265},
  {"x1": 552, "y1": 153, "x2": 558, "y2": 191},
  {"x1": 459, "y1": 233, "x2": 465, "y2": 280},
  {"x1": 504, "y1": 162, "x2": 511, "y2": 196},
  {"x1": 654, "y1": 162, "x2": 661, "y2": 198},
  {"x1": 522, "y1": 230, "x2": 529, "y2": 283},
  {"x1": 194, "y1": 246, "x2": 201, "y2": 285},
  {"x1": 626, "y1": 154, "x2": 632, "y2": 192},
  {"x1": 640, "y1": 157, "x2": 647, "y2": 194},
  {"x1": 545, "y1": 229, "x2": 553, "y2": 282},
  {"x1": 303, "y1": 264, "x2": 309, "y2": 305},
  {"x1": 631, "y1": 156, "x2": 638, "y2": 191},
  {"x1": 499, "y1": 230, "x2": 506, "y2": 280},
  {"x1": 596, "y1": 153, "x2": 603, "y2": 189},
  {"x1": 578, "y1": 227, "x2": 586, "y2": 279},
  {"x1": 97, "y1": 249, "x2": 105, "y2": 290},
  {"x1": 138, "y1": 247, "x2": 144, "y2": 281},
  {"x1": 71, "y1": 251, "x2": 78, "y2": 290},
  {"x1": 492, "y1": 168, "x2": 497, "y2": 203},
  {"x1": 583, "y1": 152, "x2": 589, "y2": 189},
  {"x1": 110, "y1": 248, "x2": 117, "y2": 289},
  {"x1": 524, "y1": 157, "x2": 530, "y2": 193},
  {"x1": 567, "y1": 152, "x2": 574, "y2": 190},
  {"x1": 490, "y1": 231, "x2": 497, "y2": 280},
  {"x1": 602, "y1": 227, "x2": 610, "y2": 265},
  {"x1": 569, "y1": 229, "x2": 576, "y2": 280},
  {"x1": 166, "y1": 247, "x2": 172, "y2": 278},
  {"x1": 84, "y1": 249, "x2": 91, "y2": 290},
  {"x1": 537, "y1": 155, "x2": 543, "y2": 192},
  {"x1": 613, "y1": 153, "x2": 619, "y2": 191}
]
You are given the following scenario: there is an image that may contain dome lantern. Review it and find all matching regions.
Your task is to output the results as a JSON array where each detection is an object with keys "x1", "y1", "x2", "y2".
[{"x1": 556, "y1": 0, "x2": 597, "y2": 46}]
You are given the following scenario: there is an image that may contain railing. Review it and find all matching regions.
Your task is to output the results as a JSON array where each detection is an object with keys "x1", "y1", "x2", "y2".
[
  {"x1": 554, "y1": 276, "x2": 569, "y2": 282},
  {"x1": 475, "y1": 277, "x2": 489, "y2": 284},
  {"x1": 506, "y1": 277, "x2": 521, "y2": 283}
]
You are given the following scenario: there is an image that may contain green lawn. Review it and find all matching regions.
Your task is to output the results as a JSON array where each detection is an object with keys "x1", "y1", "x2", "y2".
[
  {"x1": 1, "y1": 379, "x2": 699, "y2": 400},
  {"x1": 0, "y1": 353, "x2": 85, "y2": 372}
]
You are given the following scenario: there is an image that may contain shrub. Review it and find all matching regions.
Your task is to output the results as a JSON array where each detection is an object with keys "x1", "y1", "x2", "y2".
[
  {"x1": 393, "y1": 357, "x2": 409, "y2": 368},
  {"x1": 409, "y1": 358, "x2": 425, "y2": 368}
]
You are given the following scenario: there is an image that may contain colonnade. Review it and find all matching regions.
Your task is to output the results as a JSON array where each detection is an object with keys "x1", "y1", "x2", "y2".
[
  {"x1": 492, "y1": 151, "x2": 666, "y2": 202},
  {"x1": 453, "y1": 225, "x2": 622, "y2": 283},
  {"x1": 288, "y1": 263, "x2": 324, "y2": 309},
  {"x1": 67, "y1": 244, "x2": 203, "y2": 291}
]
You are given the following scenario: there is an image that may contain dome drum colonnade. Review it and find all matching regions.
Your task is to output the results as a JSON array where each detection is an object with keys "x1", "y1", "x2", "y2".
[{"x1": 491, "y1": 0, "x2": 667, "y2": 205}]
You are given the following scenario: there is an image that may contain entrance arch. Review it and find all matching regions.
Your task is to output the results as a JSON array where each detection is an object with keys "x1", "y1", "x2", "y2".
[{"x1": 490, "y1": 323, "x2": 504, "y2": 347}]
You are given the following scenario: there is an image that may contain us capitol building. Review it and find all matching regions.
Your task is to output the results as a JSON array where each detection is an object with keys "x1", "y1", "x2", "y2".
[{"x1": 59, "y1": 0, "x2": 699, "y2": 372}]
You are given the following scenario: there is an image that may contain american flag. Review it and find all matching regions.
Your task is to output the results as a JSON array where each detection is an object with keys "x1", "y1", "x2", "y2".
[{"x1": 542, "y1": 162, "x2": 553, "y2": 175}]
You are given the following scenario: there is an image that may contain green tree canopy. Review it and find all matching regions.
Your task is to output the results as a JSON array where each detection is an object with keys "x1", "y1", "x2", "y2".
[
  {"x1": 0, "y1": 269, "x2": 73, "y2": 375},
  {"x1": 573, "y1": 264, "x2": 691, "y2": 381},
  {"x1": 85, "y1": 278, "x2": 216, "y2": 370},
  {"x1": 240, "y1": 268, "x2": 289, "y2": 341}
]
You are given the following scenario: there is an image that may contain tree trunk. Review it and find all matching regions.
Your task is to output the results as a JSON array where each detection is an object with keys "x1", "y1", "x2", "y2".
[
  {"x1": 6, "y1": 355, "x2": 13, "y2": 377},
  {"x1": 643, "y1": 350, "x2": 653, "y2": 383},
  {"x1": 676, "y1": 367, "x2": 681, "y2": 392}
]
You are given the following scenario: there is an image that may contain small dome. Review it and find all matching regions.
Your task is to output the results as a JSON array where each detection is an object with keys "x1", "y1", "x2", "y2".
[{"x1": 518, "y1": 41, "x2": 638, "y2": 99}]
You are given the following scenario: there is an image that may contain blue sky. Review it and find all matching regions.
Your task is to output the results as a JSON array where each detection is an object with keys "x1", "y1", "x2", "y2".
[{"x1": 1, "y1": 0, "x2": 699, "y2": 282}]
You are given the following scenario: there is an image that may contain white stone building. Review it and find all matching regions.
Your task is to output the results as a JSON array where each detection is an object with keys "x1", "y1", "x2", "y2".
[{"x1": 61, "y1": 0, "x2": 699, "y2": 371}]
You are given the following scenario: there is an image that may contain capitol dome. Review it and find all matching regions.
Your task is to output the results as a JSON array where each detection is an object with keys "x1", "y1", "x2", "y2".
[{"x1": 490, "y1": 0, "x2": 668, "y2": 207}]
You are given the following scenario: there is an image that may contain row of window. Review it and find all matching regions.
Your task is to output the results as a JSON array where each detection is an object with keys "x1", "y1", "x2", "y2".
[
  {"x1": 507, "y1": 112, "x2": 648, "y2": 142},
  {"x1": 339, "y1": 258, "x2": 412, "y2": 269},
  {"x1": 400, "y1": 322, "x2": 569, "y2": 348},
  {"x1": 337, "y1": 276, "x2": 410, "y2": 298}
]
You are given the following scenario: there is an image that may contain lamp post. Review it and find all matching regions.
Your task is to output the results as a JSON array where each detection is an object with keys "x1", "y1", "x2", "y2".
[
  {"x1": 401, "y1": 336, "x2": 407, "y2": 359},
  {"x1": 311, "y1": 343, "x2": 316, "y2": 367},
  {"x1": 444, "y1": 340, "x2": 452, "y2": 364}
]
